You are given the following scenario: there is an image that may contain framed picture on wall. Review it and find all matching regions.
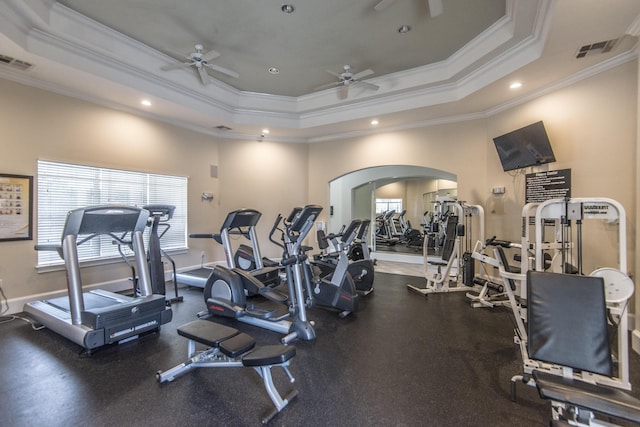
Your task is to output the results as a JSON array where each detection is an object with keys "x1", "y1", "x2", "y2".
[{"x1": 0, "y1": 173, "x2": 33, "y2": 241}]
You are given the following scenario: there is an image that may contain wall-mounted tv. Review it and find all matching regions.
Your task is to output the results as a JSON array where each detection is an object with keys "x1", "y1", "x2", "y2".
[{"x1": 493, "y1": 121, "x2": 556, "y2": 171}]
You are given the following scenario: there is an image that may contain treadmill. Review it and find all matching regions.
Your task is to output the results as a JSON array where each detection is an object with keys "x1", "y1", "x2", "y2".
[
  {"x1": 24, "y1": 205, "x2": 173, "y2": 352},
  {"x1": 176, "y1": 209, "x2": 280, "y2": 288}
]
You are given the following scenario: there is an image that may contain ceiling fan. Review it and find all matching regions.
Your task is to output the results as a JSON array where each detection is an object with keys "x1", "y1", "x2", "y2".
[
  {"x1": 161, "y1": 44, "x2": 239, "y2": 85},
  {"x1": 314, "y1": 65, "x2": 380, "y2": 96},
  {"x1": 374, "y1": 0, "x2": 443, "y2": 17}
]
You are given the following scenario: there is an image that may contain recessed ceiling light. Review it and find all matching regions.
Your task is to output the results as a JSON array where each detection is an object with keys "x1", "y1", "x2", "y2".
[
  {"x1": 281, "y1": 4, "x2": 294, "y2": 13},
  {"x1": 371, "y1": 119, "x2": 379, "y2": 125},
  {"x1": 510, "y1": 82, "x2": 523, "y2": 89},
  {"x1": 141, "y1": 99, "x2": 152, "y2": 106},
  {"x1": 262, "y1": 129, "x2": 270, "y2": 134},
  {"x1": 268, "y1": 67, "x2": 280, "y2": 74},
  {"x1": 398, "y1": 25, "x2": 411, "y2": 34}
]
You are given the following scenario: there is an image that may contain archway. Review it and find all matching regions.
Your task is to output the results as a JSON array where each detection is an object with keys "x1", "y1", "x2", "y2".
[{"x1": 328, "y1": 165, "x2": 457, "y2": 262}]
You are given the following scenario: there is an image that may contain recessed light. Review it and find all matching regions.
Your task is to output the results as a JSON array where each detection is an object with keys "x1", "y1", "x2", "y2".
[
  {"x1": 371, "y1": 119, "x2": 379, "y2": 125},
  {"x1": 268, "y1": 67, "x2": 280, "y2": 74},
  {"x1": 141, "y1": 99, "x2": 152, "y2": 106},
  {"x1": 398, "y1": 25, "x2": 411, "y2": 34},
  {"x1": 510, "y1": 82, "x2": 523, "y2": 89},
  {"x1": 281, "y1": 4, "x2": 294, "y2": 13},
  {"x1": 262, "y1": 129, "x2": 270, "y2": 134}
]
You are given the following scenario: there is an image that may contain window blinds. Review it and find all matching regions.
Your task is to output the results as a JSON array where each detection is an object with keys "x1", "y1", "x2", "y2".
[{"x1": 37, "y1": 160, "x2": 188, "y2": 266}]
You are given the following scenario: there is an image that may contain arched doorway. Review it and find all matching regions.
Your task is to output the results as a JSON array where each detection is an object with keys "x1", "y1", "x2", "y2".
[{"x1": 328, "y1": 165, "x2": 457, "y2": 262}]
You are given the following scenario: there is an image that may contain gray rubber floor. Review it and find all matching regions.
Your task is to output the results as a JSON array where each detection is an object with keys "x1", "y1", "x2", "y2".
[{"x1": 2, "y1": 272, "x2": 639, "y2": 426}]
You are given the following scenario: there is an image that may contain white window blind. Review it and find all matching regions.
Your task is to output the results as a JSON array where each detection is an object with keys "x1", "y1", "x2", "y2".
[
  {"x1": 375, "y1": 198, "x2": 402, "y2": 214},
  {"x1": 37, "y1": 160, "x2": 188, "y2": 266}
]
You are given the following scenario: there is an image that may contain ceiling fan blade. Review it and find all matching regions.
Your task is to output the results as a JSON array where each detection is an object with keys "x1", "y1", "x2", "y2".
[
  {"x1": 427, "y1": 0, "x2": 443, "y2": 17},
  {"x1": 353, "y1": 69, "x2": 374, "y2": 80},
  {"x1": 207, "y1": 63, "x2": 239, "y2": 79},
  {"x1": 197, "y1": 66, "x2": 212, "y2": 85},
  {"x1": 374, "y1": 0, "x2": 395, "y2": 11},
  {"x1": 314, "y1": 81, "x2": 341, "y2": 91},
  {"x1": 161, "y1": 61, "x2": 192, "y2": 71},
  {"x1": 202, "y1": 49, "x2": 221, "y2": 62},
  {"x1": 355, "y1": 81, "x2": 380, "y2": 91},
  {"x1": 326, "y1": 69, "x2": 342, "y2": 78}
]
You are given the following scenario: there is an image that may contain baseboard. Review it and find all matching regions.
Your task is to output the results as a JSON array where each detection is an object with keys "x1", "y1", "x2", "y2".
[{"x1": 4, "y1": 262, "x2": 227, "y2": 316}]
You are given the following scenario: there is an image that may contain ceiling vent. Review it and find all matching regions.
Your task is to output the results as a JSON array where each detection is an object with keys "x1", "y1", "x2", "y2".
[
  {"x1": 575, "y1": 39, "x2": 619, "y2": 59},
  {"x1": 0, "y1": 54, "x2": 34, "y2": 71},
  {"x1": 214, "y1": 125, "x2": 232, "y2": 131}
]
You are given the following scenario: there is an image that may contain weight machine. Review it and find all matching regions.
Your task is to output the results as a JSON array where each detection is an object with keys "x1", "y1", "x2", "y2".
[
  {"x1": 510, "y1": 197, "x2": 634, "y2": 400},
  {"x1": 407, "y1": 201, "x2": 484, "y2": 296}
]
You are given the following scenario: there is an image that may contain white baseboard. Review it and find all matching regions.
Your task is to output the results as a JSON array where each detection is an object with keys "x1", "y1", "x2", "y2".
[{"x1": 4, "y1": 262, "x2": 228, "y2": 316}]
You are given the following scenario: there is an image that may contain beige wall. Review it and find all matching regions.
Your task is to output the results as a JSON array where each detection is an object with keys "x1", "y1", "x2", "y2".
[
  {"x1": 0, "y1": 59, "x2": 637, "y2": 315},
  {"x1": 0, "y1": 79, "x2": 308, "y2": 309}
]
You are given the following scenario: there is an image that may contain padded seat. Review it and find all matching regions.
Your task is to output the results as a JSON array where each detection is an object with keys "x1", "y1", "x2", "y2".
[
  {"x1": 243, "y1": 345, "x2": 296, "y2": 367},
  {"x1": 533, "y1": 370, "x2": 640, "y2": 424},
  {"x1": 177, "y1": 319, "x2": 239, "y2": 347}
]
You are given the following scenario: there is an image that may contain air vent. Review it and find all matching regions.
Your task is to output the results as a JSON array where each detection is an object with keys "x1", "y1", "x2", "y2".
[
  {"x1": 214, "y1": 125, "x2": 232, "y2": 131},
  {"x1": 576, "y1": 39, "x2": 619, "y2": 59},
  {"x1": 0, "y1": 53, "x2": 33, "y2": 71}
]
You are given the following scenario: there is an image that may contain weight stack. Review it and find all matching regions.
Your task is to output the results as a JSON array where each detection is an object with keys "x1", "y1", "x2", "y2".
[{"x1": 462, "y1": 252, "x2": 474, "y2": 286}]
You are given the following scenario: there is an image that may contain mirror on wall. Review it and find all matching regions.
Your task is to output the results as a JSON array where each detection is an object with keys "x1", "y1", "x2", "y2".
[{"x1": 328, "y1": 165, "x2": 457, "y2": 262}]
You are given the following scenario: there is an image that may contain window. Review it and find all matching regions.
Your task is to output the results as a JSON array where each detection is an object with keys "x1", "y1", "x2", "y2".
[
  {"x1": 37, "y1": 160, "x2": 188, "y2": 267},
  {"x1": 375, "y1": 198, "x2": 403, "y2": 214}
]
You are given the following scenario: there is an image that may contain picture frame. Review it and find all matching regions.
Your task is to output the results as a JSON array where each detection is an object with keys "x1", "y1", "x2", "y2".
[{"x1": 0, "y1": 173, "x2": 33, "y2": 241}]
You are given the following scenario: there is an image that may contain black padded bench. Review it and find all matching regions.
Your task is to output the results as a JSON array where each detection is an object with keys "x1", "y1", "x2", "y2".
[
  {"x1": 156, "y1": 319, "x2": 297, "y2": 424},
  {"x1": 527, "y1": 271, "x2": 640, "y2": 426}
]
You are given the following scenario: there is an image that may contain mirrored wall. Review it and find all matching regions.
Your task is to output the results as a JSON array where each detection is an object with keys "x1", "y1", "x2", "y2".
[{"x1": 328, "y1": 165, "x2": 457, "y2": 262}]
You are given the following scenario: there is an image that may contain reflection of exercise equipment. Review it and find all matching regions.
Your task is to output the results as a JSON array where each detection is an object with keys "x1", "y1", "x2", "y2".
[
  {"x1": 203, "y1": 206, "x2": 321, "y2": 343},
  {"x1": 156, "y1": 319, "x2": 298, "y2": 424},
  {"x1": 527, "y1": 271, "x2": 640, "y2": 426},
  {"x1": 511, "y1": 197, "x2": 634, "y2": 398},
  {"x1": 24, "y1": 205, "x2": 173, "y2": 353}
]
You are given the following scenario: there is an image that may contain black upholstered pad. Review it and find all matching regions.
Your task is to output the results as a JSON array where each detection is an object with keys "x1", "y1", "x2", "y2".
[
  {"x1": 533, "y1": 370, "x2": 640, "y2": 423},
  {"x1": 177, "y1": 320, "x2": 239, "y2": 347},
  {"x1": 527, "y1": 271, "x2": 612, "y2": 377},
  {"x1": 242, "y1": 345, "x2": 296, "y2": 367},
  {"x1": 219, "y1": 333, "x2": 256, "y2": 358}
]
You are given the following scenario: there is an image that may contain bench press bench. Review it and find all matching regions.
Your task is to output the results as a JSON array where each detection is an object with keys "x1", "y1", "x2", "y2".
[{"x1": 156, "y1": 319, "x2": 297, "y2": 424}]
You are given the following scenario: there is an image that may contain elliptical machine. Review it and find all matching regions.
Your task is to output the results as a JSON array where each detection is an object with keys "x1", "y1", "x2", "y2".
[
  {"x1": 314, "y1": 219, "x2": 374, "y2": 296},
  {"x1": 277, "y1": 210, "x2": 359, "y2": 318},
  {"x1": 115, "y1": 204, "x2": 183, "y2": 305},
  {"x1": 202, "y1": 206, "x2": 321, "y2": 343}
]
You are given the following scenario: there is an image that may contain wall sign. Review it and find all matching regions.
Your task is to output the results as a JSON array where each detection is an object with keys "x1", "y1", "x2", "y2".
[
  {"x1": 0, "y1": 173, "x2": 33, "y2": 241},
  {"x1": 525, "y1": 169, "x2": 571, "y2": 204}
]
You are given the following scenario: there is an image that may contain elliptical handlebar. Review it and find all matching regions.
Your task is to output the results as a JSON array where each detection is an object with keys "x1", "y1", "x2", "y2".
[{"x1": 268, "y1": 214, "x2": 286, "y2": 251}]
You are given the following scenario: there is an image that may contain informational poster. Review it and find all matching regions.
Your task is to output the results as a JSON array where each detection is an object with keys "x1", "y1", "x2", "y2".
[
  {"x1": 525, "y1": 169, "x2": 571, "y2": 203},
  {"x1": 0, "y1": 174, "x2": 33, "y2": 241}
]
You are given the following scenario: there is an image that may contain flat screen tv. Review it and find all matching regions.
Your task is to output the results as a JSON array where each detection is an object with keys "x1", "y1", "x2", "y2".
[{"x1": 493, "y1": 121, "x2": 556, "y2": 171}]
